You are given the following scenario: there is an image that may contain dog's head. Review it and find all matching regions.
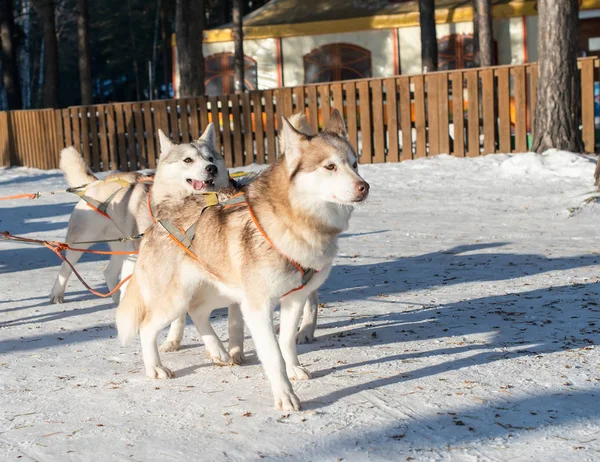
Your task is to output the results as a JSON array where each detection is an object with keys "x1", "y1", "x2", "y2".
[
  {"x1": 156, "y1": 124, "x2": 229, "y2": 195},
  {"x1": 282, "y1": 110, "x2": 370, "y2": 207}
]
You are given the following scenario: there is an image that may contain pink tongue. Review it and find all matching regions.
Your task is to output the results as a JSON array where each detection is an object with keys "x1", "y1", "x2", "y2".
[{"x1": 191, "y1": 180, "x2": 207, "y2": 190}]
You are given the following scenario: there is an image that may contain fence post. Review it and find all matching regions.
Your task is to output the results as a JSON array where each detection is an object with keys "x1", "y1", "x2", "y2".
[{"x1": 0, "y1": 111, "x2": 10, "y2": 167}]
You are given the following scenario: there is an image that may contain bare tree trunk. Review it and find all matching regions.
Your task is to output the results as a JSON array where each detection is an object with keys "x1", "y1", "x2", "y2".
[
  {"x1": 32, "y1": 0, "x2": 59, "y2": 108},
  {"x1": 474, "y1": 0, "x2": 493, "y2": 67},
  {"x1": 175, "y1": 0, "x2": 205, "y2": 97},
  {"x1": 232, "y1": 0, "x2": 244, "y2": 92},
  {"x1": 76, "y1": 0, "x2": 93, "y2": 105},
  {"x1": 418, "y1": 0, "x2": 437, "y2": 72},
  {"x1": 531, "y1": 0, "x2": 583, "y2": 153},
  {"x1": 160, "y1": 0, "x2": 169, "y2": 97},
  {"x1": 127, "y1": 0, "x2": 141, "y2": 101},
  {"x1": 0, "y1": 0, "x2": 22, "y2": 109}
]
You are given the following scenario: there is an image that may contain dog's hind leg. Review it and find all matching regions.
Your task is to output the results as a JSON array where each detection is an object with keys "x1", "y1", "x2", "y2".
[
  {"x1": 280, "y1": 297, "x2": 311, "y2": 380},
  {"x1": 228, "y1": 303, "x2": 245, "y2": 364},
  {"x1": 296, "y1": 291, "x2": 319, "y2": 344},
  {"x1": 116, "y1": 249, "x2": 138, "y2": 301},
  {"x1": 140, "y1": 314, "x2": 175, "y2": 379},
  {"x1": 159, "y1": 314, "x2": 186, "y2": 352},
  {"x1": 188, "y1": 306, "x2": 232, "y2": 365},
  {"x1": 104, "y1": 246, "x2": 126, "y2": 304},
  {"x1": 49, "y1": 245, "x2": 90, "y2": 304},
  {"x1": 241, "y1": 299, "x2": 300, "y2": 411}
]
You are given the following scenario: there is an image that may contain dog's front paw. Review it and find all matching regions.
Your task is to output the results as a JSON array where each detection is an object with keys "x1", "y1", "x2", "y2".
[
  {"x1": 229, "y1": 347, "x2": 245, "y2": 365},
  {"x1": 159, "y1": 340, "x2": 181, "y2": 352},
  {"x1": 296, "y1": 328, "x2": 315, "y2": 344},
  {"x1": 273, "y1": 389, "x2": 301, "y2": 411},
  {"x1": 287, "y1": 365, "x2": 311, "y2": 381},
  {"x1": 209, "y1": 350, "x2": 232, "y2": 366},
  {"x1": 49, "y1": 292, "x2": 64, "y2": 304},
  {"x1": 146, "y1": 365, "x2": 173, "y2": 379}
]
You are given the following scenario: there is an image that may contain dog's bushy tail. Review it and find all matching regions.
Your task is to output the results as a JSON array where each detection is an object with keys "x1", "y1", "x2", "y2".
[
  {"x1": 59, "y1": 147, "x2": 98, "y2": 188},
  {"x1": 115, "y1": 274, "x2": 146, "y2": 345}
]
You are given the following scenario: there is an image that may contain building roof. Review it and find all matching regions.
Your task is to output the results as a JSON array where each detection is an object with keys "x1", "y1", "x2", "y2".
[
  {"x1": 204, "y1": 0, "x2": 600, "y2": 43},
  {"x1": 241, "y1": 0, "x2": 513, "y2": 27}
]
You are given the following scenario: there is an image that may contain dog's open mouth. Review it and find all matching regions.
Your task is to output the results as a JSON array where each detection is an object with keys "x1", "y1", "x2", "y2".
[{"x1": 186, "y1": 178, "x2": 214, "y2": 191}]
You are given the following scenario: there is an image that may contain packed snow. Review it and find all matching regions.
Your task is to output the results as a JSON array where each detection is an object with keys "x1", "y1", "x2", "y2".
[{"x1": 1, "y1": 150, "x2": 599, "y2": 461}]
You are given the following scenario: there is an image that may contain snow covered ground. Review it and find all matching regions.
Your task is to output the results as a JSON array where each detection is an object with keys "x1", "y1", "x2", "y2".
[{"x1": 1, "y1": 151, "x2": 600, "y2": 461}]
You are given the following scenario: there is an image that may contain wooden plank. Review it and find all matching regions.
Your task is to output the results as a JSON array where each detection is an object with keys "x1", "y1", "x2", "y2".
[
  {"x1": 80, "y1": 107, "x2": 91, "y2": 167},
  {"x1": 70, "y1": 107, "x2": 81, "y2": 156},
  {"x1": 198, "y1": 96, "x2": 209, "y2": 134},
  {"x1": 208, "y1": 96, "x2": 221, "y2": 153},
  {"x1": 344, "y1": 82, "x2": 359, "y2": 152},
  {"x1": 123, "y1": 103, "x2": 137, "y2": 170},
  {"x1": 437, "y1": 74, "x2": 450, "y2": 155},
  {"x1": 465, "y1": 71, "x2": 480, "y2": 157},
  {"x1": 581, "y1": 59, "x2": 595, "y2": 153},
  {"x1": 294, "y1": 86, "x2": 305, "y2": 115},
  {"x1": 32, "y1": 112, "x2": 43, "y2": 169},
  {"x1": 230, "y1": 94, "x2": 244, "y2": 167},
  {"x1": 252, "y1": 91, "x2": 266, "y2": 164},
  {"x1": 425, "y1": 74, "x2": 440, "y2": 156},
  {"x1": 357, "y1": 81, "x2": 372, "y2": 163},
  {"x1": 331, "y1": 82, "x2": 344, "y2": 115},
  {"x1": 142, "y1": 102, "x2": 157, "y2": 169},
  {"x1": 384, "y1": 78, "x2": 399, "y2": 163},
  {"x1": 105, "y1": 105, "x2": 118, "y2": 170},
  {"x1": 413, "y1": 75, "x2": 426, "y2": 158},
  {"x1": 264, "y1": 90, "x2": 276, "y2": 162},
  {"x1": 54, "y1": 109, "x2": 64, "y2": 152},
  {"x1": 114, "y1": 104, "x2": 127, "y2": 170},
  {"x1": 398, "y1": 77, "x2": 412, "y2": 160},
  {"x1": 512, "y1": 66, "x2": 527, "y2": 152},
  {"x1": 62, "y1": 109, "x2": 72, "y2": 147},
  {"x1": 496, "y1": 68, "x2": 511, "y2": 154},
  {"x1": 282, "y1": 87, "x2": 294, "y2": 119},
  {"x1": 318, "y1": 85, "x2": 331, "y2": 128},
  {"x1": 179, "y1": 99, "x2": 190, "y2": 143},
  {"x1": 481, "y1": 69, "x2": 495, "y2": 154},
  {"x1": 529, "y1": 65, "x2": 537, "y2": 139},
  {"x1": 241, "y1": 92, "x2": 254, "y2": 165},
  {"x1": 167, "y1": 99, "x2": 179, "y2": 143},
  {"x1": 188, "y1": 98, "x2": 200, "y2": 140},
  {"x1": 97, "y1": 105, "x2": 109, "y2": 171},
  {"x1": 132, "y1": 103, "x2": 146, "y2": 169},
  {"x1": 306, "y1": 86, "x2": 319, "y2": 132},
  {"x1": 450, "y1": 72, "x2": 465, "y2": 157},
  {"x1": 370, "y1": 79, "x2": 385, "y2": 163},
  {"x1": 0, "y1": 112, "x2": 9, "y2": 167},
  {"x1": 219, "y1": 95, "x2": 233, "y2": 168},
  {"x1": 273, "y1": 88, "x2": 283, "y2": 142},
  {"x1": 89, "y1": 106, "x2": 100, "y2": 171}
]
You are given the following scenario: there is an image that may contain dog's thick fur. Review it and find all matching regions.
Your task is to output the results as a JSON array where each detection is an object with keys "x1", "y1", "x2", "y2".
[
  {"x1": 50, "y1": 124, "x2": 229, "y2": 306},
  {"x1": 116, "y1": 110, "x2": 369, "y2": 410}
]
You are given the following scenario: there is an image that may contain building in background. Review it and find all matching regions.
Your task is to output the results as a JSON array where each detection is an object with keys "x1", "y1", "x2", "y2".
[{"x1": 172, "y1": 0, "x2": 600, "y2": 97}]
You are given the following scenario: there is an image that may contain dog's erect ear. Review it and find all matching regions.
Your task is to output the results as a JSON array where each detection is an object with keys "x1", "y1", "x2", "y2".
[
  {"x1": 281, "y1": 117, "x2": 304, "y2": 167},
  {"x1": 199, "y1": 123, "x2": 216, "y2": 147},
  {"x1": 158, "y1": 129, "x2": 173, "y2": 157},
  {"x1": 325, "y1": 109, "x2": 347, "y2": 138}
]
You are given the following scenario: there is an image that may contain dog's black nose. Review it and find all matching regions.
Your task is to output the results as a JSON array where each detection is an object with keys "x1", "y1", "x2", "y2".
[{"x1": 205, "y1": 164, "x2": 218, "y2": 176}]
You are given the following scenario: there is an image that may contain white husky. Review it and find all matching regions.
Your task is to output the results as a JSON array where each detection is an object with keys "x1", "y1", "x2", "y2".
[
  {"x1": 116, "y1": 110, "x2": 369, "y2": 410},
  {"x1": 50, "y1": 124, "x2": 230, "y2": 306}
]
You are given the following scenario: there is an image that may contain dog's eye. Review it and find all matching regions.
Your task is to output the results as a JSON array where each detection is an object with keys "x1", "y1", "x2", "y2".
[
  {"x1": 183, "y1": 158, "x2": 193, "y2": 163},
  {"x1": 352, "y1": 161, "x2": 358, "y2": 169},
  {"x1": 324, "y1": 164, "x2": 336, "y2": 171},
  {"x1": 208, "y1": 157, "x2": 214, "y2": 162}
]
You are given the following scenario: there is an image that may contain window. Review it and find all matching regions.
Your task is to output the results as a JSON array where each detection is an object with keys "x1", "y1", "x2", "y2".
[
  {"x1": 303, "y1": 43, "x2": 372, "y2": 84},
  {"x1": 205, "y1": 53, "x2": 258, "y2": 96},
  {"x1": 438, "y1": 34, "x2": 476, "y2": 70}
]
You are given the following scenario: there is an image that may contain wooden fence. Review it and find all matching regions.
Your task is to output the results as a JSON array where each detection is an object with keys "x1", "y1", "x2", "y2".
[{"x1": 1, "y1": 58, "x2": 599, "y2": 171}]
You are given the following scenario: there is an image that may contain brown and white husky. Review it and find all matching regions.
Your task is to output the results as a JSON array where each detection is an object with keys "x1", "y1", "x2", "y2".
[{"x1": 116, "y1": 110, "x2": 369, "y2": 410}]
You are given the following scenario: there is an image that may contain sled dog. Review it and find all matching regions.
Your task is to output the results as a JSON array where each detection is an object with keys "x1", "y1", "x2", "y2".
[
  {"x1": 116, "y1": 110, "x2": 369, "y2": 410},
  {"x1": 49, "y1": 123, "x2": 230, "y2": 306}
]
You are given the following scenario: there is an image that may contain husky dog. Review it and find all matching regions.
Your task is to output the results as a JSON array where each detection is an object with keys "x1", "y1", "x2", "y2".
[
  {"x1": 49, "y1": 124, "x2": 230, "y2": 306},
  {"x1": 116, "y1": 110, "x2": 369, "y2": 410}
]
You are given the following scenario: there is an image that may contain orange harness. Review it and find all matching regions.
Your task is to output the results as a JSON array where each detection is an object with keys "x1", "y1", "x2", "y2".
[{"x1": 152, "y1": 191, "x2": 318, "y2": 298}]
